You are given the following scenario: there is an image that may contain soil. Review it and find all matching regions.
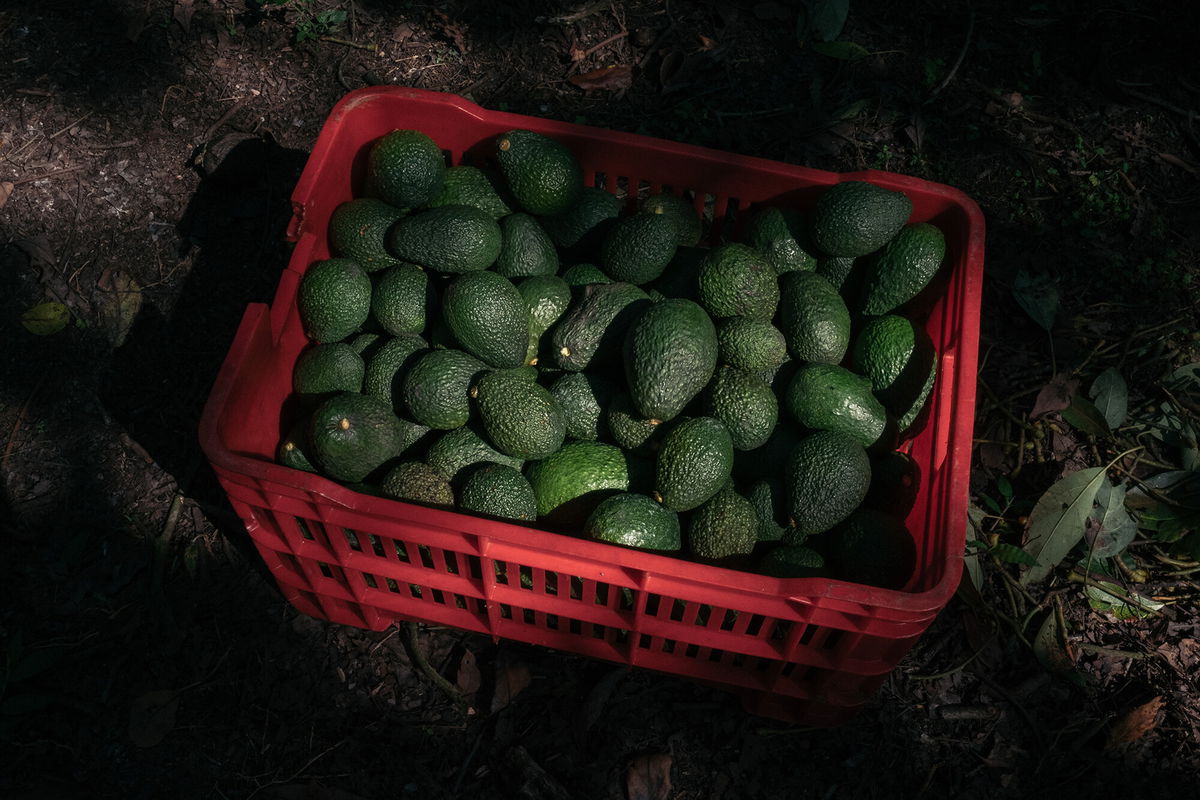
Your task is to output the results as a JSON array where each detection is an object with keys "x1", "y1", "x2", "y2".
[{"x1": 2, "y1": 1, "x2": 1199, "y2": 798}]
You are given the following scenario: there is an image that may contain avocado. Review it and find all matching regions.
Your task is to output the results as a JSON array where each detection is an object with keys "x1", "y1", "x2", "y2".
[
  {"x1": 824, "y1": 509, "x2": 917, "y2": 589},
  {"x1": 309, "y1": 392, "x2": 406, "y2": 483},
  {"x1": 516, "y1": 274, "x2": 572, "y2": 365},
  {"x1": 362, "y1": 333, "x2": 428, "y2": 413},
  {"x1": 456, "y1": 462, "x2": 538, "y2": 522},
  {"x1": 365, "y1": 129, "x2": 446, "y2": 209},
  {"x1": 624, "y1": 298, "x2": 718, "y2": 422},
  {"x1": 744, "y1": 206, "x2": 818, "y2": 274},
  {"x1": 496, "y1": 129, "x2": 583, "y2": 216},
  {"x1": 863, "y1": 450, "x2": 921, "y2": 519},
  {"x1": 715, "y1": 316, "x2": 789, "y2": 371},
  {"x1": 785, "y1": 429, "x2": 871, "y2": 537},
  {"x1": 560, "y1": 263, "x2": 613, "y2": 288},
  {"x1": 605, "y1": 392, "x2": 664, "y2": 455},
  {"x1": 688, "y1": 482, "x2": 758, "y2": 560},
  {"x1": 380, "y1": 461, "x2": 455, "y2": 508},
  {"x1": 328, "y1": 198, "x2": 406, "y2": 272},
  {"x1": 370, "y1": 262, "x2": 434, "y2": 337},
  {"x1": 349, "y1": 332, "x2": 386, "y2": 360},
  {"x1": 849, "y1": 314, "x2": 938, "y2": 422},
  {"x1": 697, "y1": 243, "x2": 779, "y2": 320},
  {"x1": 292, "y1": 342, "x2": 365, "y2": 404},
  {"x1": 277, "y1": 418, "x2": 317, "y2": 473},
  {"x1": 584, "y1": 492, "x2": 682, "y2": 551},
  {"x1": 539, "y1": 186, "x2": 622, "y2": 254},
  {"x1": 859, "y1": 222, "x2": 946, "y2": 315},
  {"x1": 747, "y1": 478, "x2": 789, "y2": 542},
  {"x1": 758, "y1": 545, "x2": 826, "y2": 578},
  {"x1": 642, "y1": 192, "x2": 702, "y2": 247},
  {"x1": 427, "y1": 164, "x2": 514, "y2": 219},
  {"x1": 495, "y1": 212, "x2": 559, "y2": 278},
  {"x1": 648, "y1": 245, "x2": 705, "y2": 302},
  {"x1": 654, "y1": 416, "x2": 733, "y2": 512},
  {"x1": 525, "y1": 441, "x2": 632, "y2": 525},
  {"x1": 778, "y1": 271, "x2": 851, "y2": 365},
  {"x1": 425, "y1": 424, "x2": 524, "y2": 481},
  {"x1": 442, "y1": 270, "x2": 529, "y2": 369},
  {"x1": 402, "y1": 348, "x2": 486, "y2": 430},
  {"x1": 784, "y1": 363, "x2": 891, "y2": 449},
  {"x1": 600, "y1": 212, "x2": 679, "y2": 285},
  {"x1": 551, "y1": 282, "x2": 650, "y2": 372},
  {"x1": 702, "y1": 366, "x2": 778, "y2": 451},
  {"x1": 816, "y1": 255, "x2": 864, "y2": 300},
  {"x1": 549, "y1": 372, "x2": 618, "y2": 442},
  {"x1": 472, "y1": 370, "x2": 566, "y2": 460},
  {"x1": 297, "y1": 258, "x2": 372, "y2": 343},
  {"x1": 386, "y1": 204, "x2": 502, "y2": 274},
  {"x1": 808, "y1": 181, "x2": 912, "y2": 258}
]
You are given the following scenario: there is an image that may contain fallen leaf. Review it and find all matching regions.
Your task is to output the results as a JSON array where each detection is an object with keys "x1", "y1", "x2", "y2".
[
  {"x1": 21, "y1": 302, "x2": 70, "y2": 335},
  {"x1": 1031, "y1": 603, "x2": 1076, "y2": 677},
  {"x1": 696, "y1": 33, "x2": 717, "y2": 50},
  {"x1": 0, "y1": 180, "x2": 13, "y2": 208},
  {"x1": 1157, "y1": 152, "x2": 1196, "y2": 173},
  {"x1": 1012, "y1": 268, "x2": 1058, "y2": 331},
  {"x1": 95, "y1": 268, "x2": 143, "y2": 348},
  {"x1": 1106, "y1": 696, "x2": 1164, "y2": 749},
  {"x1": 811, "y1": 40, "x2": 870, "y2": 61},
  {"x1": 430, "y1": 9, "x2": 468, "y2": 54},
  {"x1": 582, "y1": 667, "x2": 628, "y2": 731},
  {"x1": 491, "y1": 658, "x2": 531, "y2": 712},
  {"x1": 569, "y1": 65, "x2": 634, "y2": 92},
  {"x1": 15, "y1": 236, "x2": 56, "y2": 271},
  {"x1": 129, "y1": 689, "x2": 179, "y2": 748},
  {"x1": 625, "y1": 753, "x2": 672, "y2": 800},
  {"x1": 1020, "y1": 466, "x2": 1105, "y2": 585},
  {"x1": 173, "y1": 0, "x2": 195, "y2": 33},
  {"x1": 455, "y1": 648, "x2": 481, "y2": 694},
  {"x1": 1030, "y1": 373, "x2": 1079, "y2": 418}
]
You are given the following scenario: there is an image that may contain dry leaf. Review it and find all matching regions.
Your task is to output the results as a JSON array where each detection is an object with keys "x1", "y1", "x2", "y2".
[
  {"x1": 173, "y1": 0, "x2": 195, "y2": 33},
  {"x1": 455, "y1": 648, "x2": 481, "y2": 694},
  {"x1": 392, "y1": 23, "x2": 414, "y2": 43},
  {"x1": 569, "y1": 65, "x2": 633, "y2": 92},
  {"x1": 1106, "y1": 696, "x2": 1164, "y2": 749},
  {"x1": 1030, "y1": 373, "x2": 1079, "y2": 418},
  {"x1": 15, "y1": 236, "x2": 56, "y2": 271},
  {"x1": 95, "y1": 268, "x2": 143, "y2": 348},
  {"x1": 431, "y1": 9, "x2": 468, "y2": 54},
  {"x1": 696, "y1": 33, "x2": 717, "y2": 50},
  {"x1": 625, "y1": 753, "x2": 672, "y2": 800},
  {"x1": 129, "y1": 689, "x2": 179, "y2": 748},
  {"x1": 1158, "y1": 152, "x2": 1197, "y2": 173},
  {"x1": 0, "y1": 180, "x2": 14, "y2": 209},
  {"x1": 491, "y1": 658, "x2": 531, "y2": 712}
]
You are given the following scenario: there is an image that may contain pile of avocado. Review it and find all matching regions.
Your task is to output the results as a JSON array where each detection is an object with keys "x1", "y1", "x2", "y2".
[{"x1": 278, "y1": 126, "x2": 945, "y2": 590}]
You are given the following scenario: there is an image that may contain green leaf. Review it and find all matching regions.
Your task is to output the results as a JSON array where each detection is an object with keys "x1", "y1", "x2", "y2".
[
  {"x1": 21, "y1": 302, "x2": 70, "y2": 335},
  {"x1": 1012, "y1": 269, "x2": 1057, "y2": 331},
  {"x1": 1085, "y1": 581, "x2": 1164, "y2": 620},
  {"x1": 1126, "y1": 470, "x2": 1200, "y2": 510},
  {"x1": 1021, "y1": 467, "x2": 1106, "y2": 585},
  {"x1": 997, "y1": 475, "x2": 1013, "y2": 503},
  {"x1": 1089, "y1": 367, "x2": 1128, "y2": 429},
  {"x1": 1086, "y1": 479, "x2": 1138, "y2": 558},
  {"x1": 964, "y1": 504, "x2": 986, "y2": 592},
  {"x1": 979, "y1": 491, "x2": 1002, "y2": 515},
  {"x1": 807, "y1": 0, "x2": 849, "y2": 42},
  {"x1": 991, "y1": 542, "x2": 1039, "y2": 566},
  {"x1": 1061, "y1": 395, "x2": 1111, "y2": 438},
  {"x1": 811, "y1": 40, "x2": 870, "y2": 61},
  {"x1": 1032, "y1": 608, "x2": 1079, "y2": 680}
]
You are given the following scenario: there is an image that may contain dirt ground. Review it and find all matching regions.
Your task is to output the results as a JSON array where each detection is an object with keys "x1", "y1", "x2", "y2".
[{"x1": 2, "y1": 1, "x2": 1199, "y2": 798}]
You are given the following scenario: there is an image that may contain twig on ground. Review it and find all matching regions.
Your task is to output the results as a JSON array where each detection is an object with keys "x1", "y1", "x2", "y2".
[
  {"x1": 927, "y1": 7, "x2": 974, "y2": 103},
  {"x1": 400, "y1": 621, "x2": 468, "y2": 708},
  {"x1": 10, "y1": 165, "x2": 85, "y2": 185},
  {"x1": 319, "y1": 35, "x2": 376, "y2": 52},
  {"x1": 200, "y1": 89, "x2": 260, "y2": 143}
]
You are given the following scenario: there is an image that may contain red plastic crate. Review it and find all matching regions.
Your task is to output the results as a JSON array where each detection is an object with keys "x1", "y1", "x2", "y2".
[{"x1": 198, "y1": 87, "x2": 984, "y2": 725}]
